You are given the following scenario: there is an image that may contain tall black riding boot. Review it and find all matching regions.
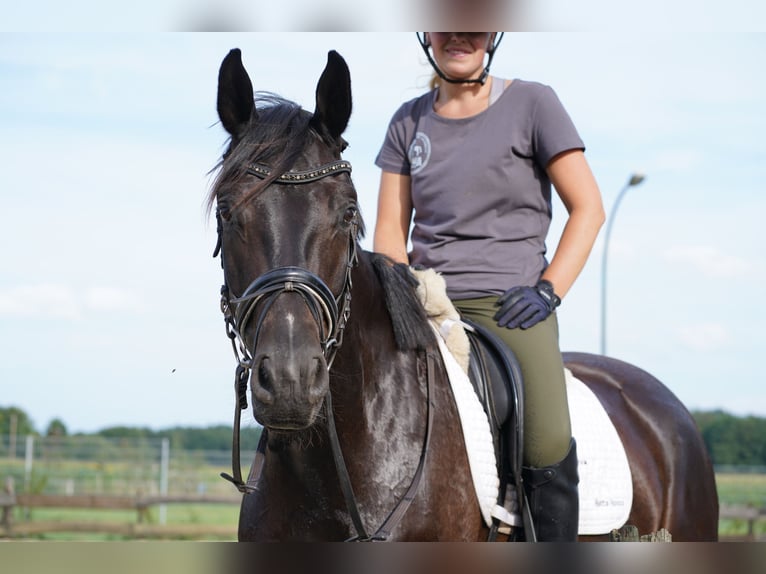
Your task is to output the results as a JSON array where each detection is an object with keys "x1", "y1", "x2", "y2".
[{"x1": 522, "y1": 438, "x2": 580, "y2": 542}]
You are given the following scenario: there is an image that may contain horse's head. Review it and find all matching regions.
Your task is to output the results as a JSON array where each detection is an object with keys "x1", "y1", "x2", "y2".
[{"x1": 211, "y1": 49, "x2": 360, "y2": 431}]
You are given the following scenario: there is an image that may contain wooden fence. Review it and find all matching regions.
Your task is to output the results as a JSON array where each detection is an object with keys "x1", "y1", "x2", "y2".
[
  {"x1": 719, "y1": 504, "x2": 766, "y2": 541},
  {"x1": 2, "y1": 485, "x2": 763, "y2": 540},
  {"x1": 0, "y1": 486, "x2": 241, "y2": 539}
]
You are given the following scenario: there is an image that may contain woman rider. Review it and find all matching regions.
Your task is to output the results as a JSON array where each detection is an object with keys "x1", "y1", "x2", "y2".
[{"x1": 373, "y1": 32, "x2": 605, "y2": 541}]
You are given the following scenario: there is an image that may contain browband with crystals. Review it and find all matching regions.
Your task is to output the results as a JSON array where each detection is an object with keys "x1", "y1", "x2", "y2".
[{"x1": 247, "y1": 160, "x2": 352, "y2": 184}]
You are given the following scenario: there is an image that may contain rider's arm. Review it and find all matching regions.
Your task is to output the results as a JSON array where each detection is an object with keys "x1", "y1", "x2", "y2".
[
  {"x1": 373, "y1": 170, "x2": 413, "y2": 265},
  {"x1": 541, "y1": 149, "x2": 605, "y2": 300}
]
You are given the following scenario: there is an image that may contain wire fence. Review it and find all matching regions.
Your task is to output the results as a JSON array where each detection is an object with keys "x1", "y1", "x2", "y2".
[
  {"x1": 714, "y1": 465, "x2": 766, "y2": 475},
  {"x1": 0, "y1": 434, "x2": 244, "y2": 498}
]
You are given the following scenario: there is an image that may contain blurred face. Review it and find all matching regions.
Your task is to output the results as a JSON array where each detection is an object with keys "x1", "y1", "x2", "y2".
[{"x1": 426, "y1": 32, "x2": 493, "y2": 81}]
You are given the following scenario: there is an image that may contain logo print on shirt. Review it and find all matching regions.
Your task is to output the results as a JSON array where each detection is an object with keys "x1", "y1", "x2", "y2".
[{"x1": 408, "y1": 132, "x2": 431, "y2": 175}]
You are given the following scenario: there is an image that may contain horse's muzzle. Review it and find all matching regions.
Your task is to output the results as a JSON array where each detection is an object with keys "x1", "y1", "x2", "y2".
[{"x1": 250, "y1": 350, "x2": 330, "y2": 430}]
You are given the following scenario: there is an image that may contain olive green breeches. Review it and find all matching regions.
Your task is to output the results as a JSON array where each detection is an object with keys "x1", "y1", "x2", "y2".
[{"x1": 453, "y1": 296, "x2": 572, "y2": 468}]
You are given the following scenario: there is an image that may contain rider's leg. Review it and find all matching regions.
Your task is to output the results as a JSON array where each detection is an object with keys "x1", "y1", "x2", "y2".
[{"x1": 454, "y1": 296, "x2": 579, "y2": 541}]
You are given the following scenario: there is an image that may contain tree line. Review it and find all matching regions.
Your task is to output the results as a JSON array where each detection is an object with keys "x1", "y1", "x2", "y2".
[
  {"x1": 0, "y1": 406, "x2": 261, "y2": 456},
  {"x1": 693, "y1": 410, "x2": 766, "y2": 467},
  {"x1": 1, "y1": 406, "x2": 765, "y2": 466}
]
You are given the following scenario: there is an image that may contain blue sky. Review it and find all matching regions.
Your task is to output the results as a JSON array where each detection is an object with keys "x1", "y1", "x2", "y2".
[{"x1": 1, "y1": 32, "x2": 764, "y2": 433}]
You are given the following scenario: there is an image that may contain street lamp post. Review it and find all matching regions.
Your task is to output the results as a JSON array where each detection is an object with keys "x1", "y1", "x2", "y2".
[{"x1": 600, "y1": 173, "x2": 645, "y2": 356}]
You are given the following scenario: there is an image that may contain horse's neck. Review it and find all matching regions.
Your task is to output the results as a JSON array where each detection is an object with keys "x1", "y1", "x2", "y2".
[
  {"x1": 334, "y1": 262, "x2": 407, "y2": 407},
  {"x1": 330, "y1": 257, "x2": 429, "y2": 450}
]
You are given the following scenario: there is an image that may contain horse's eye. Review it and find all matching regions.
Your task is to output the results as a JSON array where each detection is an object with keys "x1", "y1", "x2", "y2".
[
  {"x1": 343, "y1": 206, "x2": 358, "y2": 225},
  {"x1": 216, "y1": 202, "x2": 232, "y2": 222}
]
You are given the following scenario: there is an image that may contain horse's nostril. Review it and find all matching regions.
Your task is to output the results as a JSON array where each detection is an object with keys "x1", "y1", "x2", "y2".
[
  {"x1": 253, "y1": 356, "x2": 275, "y2": 404},
  {"x1": 258, "y1": 357, "x2": 271, "y2": 385}
]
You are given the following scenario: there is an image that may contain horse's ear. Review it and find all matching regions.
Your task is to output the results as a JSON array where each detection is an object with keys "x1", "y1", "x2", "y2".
[
  {"x1": 310, "y1": 50, "x2": 352, "y2": 141},
  {"x1": 217, "y1": 48, "x2": 256, "y2": 138}
]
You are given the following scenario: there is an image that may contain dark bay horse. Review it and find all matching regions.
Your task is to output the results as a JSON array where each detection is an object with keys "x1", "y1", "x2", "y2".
[{"x1": 209, "y1": 48, "x2": 719, "y2": 541}]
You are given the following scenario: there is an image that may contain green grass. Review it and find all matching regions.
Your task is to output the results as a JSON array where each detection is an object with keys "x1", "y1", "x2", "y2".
[
  {"x1": 715, "y1": 473, "x2": 766, "y2": 506},
  {"x1": 9, "y1": 504, "x2": 240, "y2": 541},
  {"x1": 16, "y1": 504, "x2": 239, "y2": 526},
  {"x1": 162, "y1": 503, "x2": 240, "y2": 526},
  {"x1": 715, "y1": 472, "x2": 766, "y2": 539},
  {"x1": 4, "y1": 469, "x2": 765, "y2": 540},
  {"x1": 18, "y1": 507, "x2": 137, "y2": 524}
]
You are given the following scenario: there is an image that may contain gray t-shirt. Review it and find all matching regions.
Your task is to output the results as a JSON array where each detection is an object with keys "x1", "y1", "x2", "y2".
[{"x1": 375, "y1": 78, "x2": 584, "y2": 299}]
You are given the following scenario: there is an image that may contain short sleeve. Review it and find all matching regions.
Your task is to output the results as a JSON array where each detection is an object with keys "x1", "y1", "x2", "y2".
[
  {"x1": 375, "y1": 103, "x2": 414, "y2": 176},
  {"x1": 532, "y1": 85, "x2": 585, "y2": 168}
]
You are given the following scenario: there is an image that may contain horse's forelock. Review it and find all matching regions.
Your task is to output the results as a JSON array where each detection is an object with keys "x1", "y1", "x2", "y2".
[{"x1": 207, "y1": 93, "x2": 312, "y2": 216}]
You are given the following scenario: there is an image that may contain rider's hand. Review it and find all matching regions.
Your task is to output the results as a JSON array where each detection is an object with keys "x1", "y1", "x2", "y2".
[{"x1": 493, "y1": 280, "x2": 561, "y2": 330}]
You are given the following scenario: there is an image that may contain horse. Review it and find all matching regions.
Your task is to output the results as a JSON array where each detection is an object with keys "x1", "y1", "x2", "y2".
[{"x1": 208, "y1": 48, "x2": 719, "y2": 541}]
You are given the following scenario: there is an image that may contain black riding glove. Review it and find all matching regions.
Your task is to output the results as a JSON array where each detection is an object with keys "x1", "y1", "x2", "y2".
[{"x1": 493, "y1": 280, "x2": 561, "y2": 330}]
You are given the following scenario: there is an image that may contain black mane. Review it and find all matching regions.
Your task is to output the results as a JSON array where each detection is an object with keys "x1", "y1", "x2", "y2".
[{"x1": 370, "y1": 254, "x2": 436, "y2": 352}]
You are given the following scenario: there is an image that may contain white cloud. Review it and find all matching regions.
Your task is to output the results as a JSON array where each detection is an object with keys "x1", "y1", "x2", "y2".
[
  {"x1": 84, "y1": 287, "x2": 145, "y2": 313},
  {"x1": 662, "y1": 245, "x2": 751, "y2": 279},
  {"x1": 0, "y1": 284, "x2": 145, "y2": 320},
  {"x1": 0, "y1": 284, "x2": 81, "y2": 320}
]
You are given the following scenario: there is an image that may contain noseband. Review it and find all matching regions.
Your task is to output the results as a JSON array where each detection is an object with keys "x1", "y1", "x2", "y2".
[
  {"x1": 220, "y1": 243, "x2": 357, "y2": 380},
  {"x1": 232, "y1": 266, "x2": 341, "y2": 361}
]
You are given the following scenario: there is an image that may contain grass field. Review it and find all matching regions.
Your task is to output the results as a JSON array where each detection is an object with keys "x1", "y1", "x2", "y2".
[
  {"x1": 715, "y1": 472, "x2": 766, "y2": 506},
  {"x1": 3, "y1": 471, "x2": 764, "y2": 540},
  {"x1": 7, "y1": 503, "x2": 240, "y2": 541},
  {"x1": 715, "y1": 472, "x2": 766, "y2": 539}
]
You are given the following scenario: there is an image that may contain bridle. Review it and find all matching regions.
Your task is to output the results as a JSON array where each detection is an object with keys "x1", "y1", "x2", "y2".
[
  {"x1": 216, "y1": 157, "x2": 356, "y2": 487},
  {"x1": 216, "y1": 160, "x2": 357, "y2": 380},
  {"x1": 214, "y1": 156, "x2": 435, "y2": 541}
]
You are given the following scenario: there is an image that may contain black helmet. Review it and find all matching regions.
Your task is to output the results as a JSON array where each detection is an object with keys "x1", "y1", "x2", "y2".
[{"x1": 416, "y1": 32, "x2": 504, "y2": 85}]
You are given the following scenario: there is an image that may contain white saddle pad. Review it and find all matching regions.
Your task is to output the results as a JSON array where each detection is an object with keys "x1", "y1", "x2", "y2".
[
  {"x1": 434, "y1": 331, "x2": 633, "y2": 535},
  {"x1": 566, "y1": 367, "x2": 633, "y2": 535},
  {"x1": 433, "y1": 329, "x2": 499, "y2": 527}
]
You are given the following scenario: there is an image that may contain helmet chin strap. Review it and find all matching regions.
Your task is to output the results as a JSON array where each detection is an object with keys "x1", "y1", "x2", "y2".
[{"x1": 417, "y1": 32, "x2": 504, "y2": 86}]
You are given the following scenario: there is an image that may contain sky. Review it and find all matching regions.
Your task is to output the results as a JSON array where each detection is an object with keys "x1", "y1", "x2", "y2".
[{"x1": 1, "y1": 31, "x2": 765, "y2": 433}]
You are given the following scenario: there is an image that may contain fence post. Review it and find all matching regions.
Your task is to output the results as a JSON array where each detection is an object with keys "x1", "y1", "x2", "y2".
[
  {"x1": 136, "y1": 488, "x2": 148, "y2": 524},
  {"x1": 23, "y1": 435, "x2": 34, "y2": 493},
  {"x1": 2, "y1": 476, "x2": 15, "y2": 533},
  {"x1": 159, "y1": 438, "x2": 169, "y2": 525},
  {"x1": 8, "y1": 414, "x2": 17, "y2": 461}
]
